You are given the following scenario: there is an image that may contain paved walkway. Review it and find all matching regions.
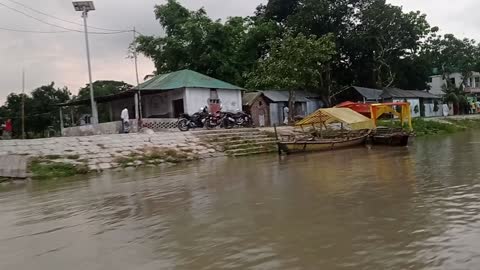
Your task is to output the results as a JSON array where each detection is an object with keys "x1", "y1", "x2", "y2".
[{"x1": 0, "y1": 155, "x2": 28, "y2": 178}]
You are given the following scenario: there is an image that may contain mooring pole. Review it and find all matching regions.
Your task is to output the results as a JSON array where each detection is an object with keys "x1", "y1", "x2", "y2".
[{"x1": 274, "y1": 124, "x2": 281, "y2": 155}]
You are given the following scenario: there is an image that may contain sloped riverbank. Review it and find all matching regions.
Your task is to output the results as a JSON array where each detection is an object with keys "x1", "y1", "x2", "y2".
[{"x1": 0, "y1": 129, "x2": 277, "y2": 179}]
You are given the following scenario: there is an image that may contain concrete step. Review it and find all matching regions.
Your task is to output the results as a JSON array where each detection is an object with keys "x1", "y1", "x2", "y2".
[
  {"x1": 225, "y1": 141, "x2": 278, "y2": 150},
  {"x1": 226, "y1": 138, "x2": 278, "y2": 144},
  {"x1": 196, "y1": 131, "x2": 265, "y2": 138},
  {"x1": 200, "y1": 134, "x2": 270, "y2": 141},
  {"x1": 192, "y1": 128, "x2": 260, "y2": 136},
  {"x1": 228, "y1": 148, "x2": 278, "y2": 157},
  {"x1": 225, "y1": 145, "x2": 277, "y2": 155}
]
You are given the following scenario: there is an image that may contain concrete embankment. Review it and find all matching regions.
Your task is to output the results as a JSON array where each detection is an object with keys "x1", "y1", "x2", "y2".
[{"x1": 0, "y1": 128, "x2": 277, "y2": 178}]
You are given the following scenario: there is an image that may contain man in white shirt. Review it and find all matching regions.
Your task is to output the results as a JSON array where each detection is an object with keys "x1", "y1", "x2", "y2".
[
  {"x1": 283, "y1": 106, "x2": 289, "y2": 125},
  {"x1": 121, "y1": 107, "x2": 129, "y2": 133}
]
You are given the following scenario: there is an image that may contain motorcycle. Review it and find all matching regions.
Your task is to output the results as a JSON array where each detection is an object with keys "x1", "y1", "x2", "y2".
[
  {"x1": 232, "y1": 111, "x2": 254, "y2": 128},
  {"x1": 204, "y1": 110, "x2": 224, "y2": 130},
  {"x1": 221, "y1": 112, "x2": 237, "y2": 129},
  {"x1": 177, "y1": 107, "x2": 209, "y2": 131}
]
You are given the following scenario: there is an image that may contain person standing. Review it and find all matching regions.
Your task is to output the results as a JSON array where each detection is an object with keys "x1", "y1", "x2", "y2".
[
  {"x1": 283, "y1": 106, "x2": 289, "y2": 125},
  {"x1": 121, "y1": 107, "x2": 130, "y2": 133},
  {"x1": 3, "y1": 119, "x2": 12, "y2": 139}
]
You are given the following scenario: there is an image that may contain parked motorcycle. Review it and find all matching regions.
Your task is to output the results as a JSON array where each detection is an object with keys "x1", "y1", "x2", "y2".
[
  {"x1": 177, "y1": 107, "x2": 209, "y2": 131},
  {"x1": 204, "y1": 110, "x2": 224, "y2": 130},
  {"x1": 232, "y1": 111, "x2": 254, "y2": 128},
  {"x1": 221, "y1": 112, "x2": 237, "y2": 129}
]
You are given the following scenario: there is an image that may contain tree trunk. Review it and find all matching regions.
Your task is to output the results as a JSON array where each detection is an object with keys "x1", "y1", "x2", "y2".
[{"x1": 288, "y1": 90, "x2": 295, "y2": 124}]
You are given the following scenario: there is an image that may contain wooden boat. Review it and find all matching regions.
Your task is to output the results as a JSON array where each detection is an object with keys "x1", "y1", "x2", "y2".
[
  {"x1": 274, "y1": 108, "x2": 375, "y2": 155},
  {"x1": 277, "y1": 132, "x2": 369, "y2": 154},
  {"x1": 371, "y1": 127, "x2": 411, "y2": 146}
]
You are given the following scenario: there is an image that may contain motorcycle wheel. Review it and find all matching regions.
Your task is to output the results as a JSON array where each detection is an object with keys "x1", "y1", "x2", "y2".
[
  {"x1": 246, "y1": 119, "x2": 255, "y2": 128},
  {"x1": 177, "y1": 119, "x2": 190, "y2": 132},
  {"x1": 224, "y1": 122, "x2": 234, "y2": 129},
  {"x1": 205, "y1": 119, "x2": 215, "y2": 130}
]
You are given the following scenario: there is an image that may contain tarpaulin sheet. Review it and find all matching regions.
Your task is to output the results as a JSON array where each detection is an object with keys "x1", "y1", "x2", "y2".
[{"x1": 296, "y1": 108, "x2": 375, "y2": 130}]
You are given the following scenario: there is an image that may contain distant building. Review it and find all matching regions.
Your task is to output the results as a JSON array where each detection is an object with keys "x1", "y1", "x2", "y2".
[
  {"x1": 335, "y1": 86, "x2": 383, "y2": 104},
  {"x1": 242, "y1": 90, "x2": 324, "y2": 126},
  {"x1": 428, "y1": 72, "x2": 480, "y2": 96},
  {"x1": 58, "y1": 69, "x2": 244, "y2": 135},
  {"x1": 335, "y1": 86, "x2": 442, "y2": 118},
  {"x1": 242, "y1": 92, "x2": 271, "y2": 127}
]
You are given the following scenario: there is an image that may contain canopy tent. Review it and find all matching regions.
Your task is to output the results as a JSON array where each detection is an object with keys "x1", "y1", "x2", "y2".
[
  {"x1": 370, "y1": 102, "x2": 413, "y2": 131},
  {"x1": 295, "y1": 108, "x2": 375, "y2": 130},
  {"x1": 335, "y1": 101, "x2": 372, "y2": 117}
]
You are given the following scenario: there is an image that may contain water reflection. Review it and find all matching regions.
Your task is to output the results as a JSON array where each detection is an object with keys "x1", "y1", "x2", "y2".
[{"x1": 1, "y1": 132, "x2": 480, "y2": 269}]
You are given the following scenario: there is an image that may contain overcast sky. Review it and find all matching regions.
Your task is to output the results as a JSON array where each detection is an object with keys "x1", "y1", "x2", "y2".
[{"x1": 0, "y1": 0, "x2": 477, "y2": 103}]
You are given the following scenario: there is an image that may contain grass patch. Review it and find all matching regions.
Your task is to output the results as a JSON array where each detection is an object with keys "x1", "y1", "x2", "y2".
[
  {"x1": 114, "y1": 147, "x2": 194, "y2": 168},
  {"x1": 378, "y1": 118, "x2": 470, "y2": 136},
  {"x1": 29, "y1": 159, "x2": 88, "y2": 180}
]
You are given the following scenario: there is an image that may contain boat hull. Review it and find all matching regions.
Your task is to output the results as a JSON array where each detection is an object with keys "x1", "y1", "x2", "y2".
[
  {"x1": 278, "y1": 135, "x2": 367, "y2": 154},
  {"x1": 372, "y1": 134, "x2": 409, "y2": 146}
]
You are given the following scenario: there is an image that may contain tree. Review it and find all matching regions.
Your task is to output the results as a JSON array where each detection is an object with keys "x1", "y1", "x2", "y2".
[
  {"x1": 247, "y1": 33, "x2": 336, "y2": 121},
  {"x1": 0, "y1": 82, "x2": 71, "y2": 137},
  {"x1": 424, "y1": 34, "x2": 479, "y2": 83},
  {"x1": 256, "y1": 0, "x2": 433, "y2": 89},
  {"x1": 136, "y1": 0, "x2": 280, "y2": 86},
  {"x1": 353, "y1": 3, "x2": 431, "y2": 88},
  {"x1": 75, "y1": 80, "x2": 132, "y2": 123},
  {"x1": 76, "y1": 80, "x2": 131, "y2": 100}
]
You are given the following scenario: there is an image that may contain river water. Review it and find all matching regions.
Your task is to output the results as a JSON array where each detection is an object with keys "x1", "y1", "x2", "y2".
[{"x1": 1, "y1": 132, "x2": 480, "y2": 270}]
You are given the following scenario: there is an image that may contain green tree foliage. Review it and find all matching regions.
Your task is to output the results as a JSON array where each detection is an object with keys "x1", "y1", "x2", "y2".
[
  {"x1": 74, "y1": 80, "x2": 132, "y2": 123},
  {"x1": 265, "y1": 0, "x2": 432, "y2": 89},
  {"x1": 424, "y1": 34, "x2": 480, "y2": 80},
  {"x1": 247, "y1": 33, "x2": 336, "y2": 119},
  {"x1": 136, "y1": 0, "x2": 280, "y2": 86},
  {"x1": 76, "y1": 80, "x2": 131, "y2": 100},
  {"x1": 0, "y1": 82, "x2": 71, "y2": 138}
]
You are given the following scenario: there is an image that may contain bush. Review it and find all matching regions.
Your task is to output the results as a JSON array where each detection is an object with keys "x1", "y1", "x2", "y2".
[{"x1": 29, "y1": 160, "x2": 88, "y2": 179}]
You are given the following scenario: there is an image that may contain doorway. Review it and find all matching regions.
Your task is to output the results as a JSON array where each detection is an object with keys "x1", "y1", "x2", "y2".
[{"x1": 172, "y1": 99, "x2": 184, "y2": 118}]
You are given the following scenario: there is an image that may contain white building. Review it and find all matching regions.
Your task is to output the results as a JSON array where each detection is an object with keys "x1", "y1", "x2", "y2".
[
  {"x1": 429, "y1": 72, "x2": 480, "y2": 96},
  {"x1": 58, "y1": 69, "x2": 244, "y2": 135}
]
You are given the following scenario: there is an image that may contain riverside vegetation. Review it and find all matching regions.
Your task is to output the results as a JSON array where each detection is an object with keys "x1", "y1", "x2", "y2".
[{"x1": 379, "y1": 118, "x2": 480, "y2": 136}]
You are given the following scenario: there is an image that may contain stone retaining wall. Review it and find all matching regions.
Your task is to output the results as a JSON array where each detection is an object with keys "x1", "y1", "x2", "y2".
[{"x1": 0, "y1": 131, "x2": 220, "y2": 172}]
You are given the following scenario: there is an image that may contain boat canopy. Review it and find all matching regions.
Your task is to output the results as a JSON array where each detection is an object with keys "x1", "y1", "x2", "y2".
[
  {"x1": 370, "y1": 102, "x2": 413, "y2": 131},
  {"x1": 296, "y1": 108, "x2": 375, "y2": 130}
]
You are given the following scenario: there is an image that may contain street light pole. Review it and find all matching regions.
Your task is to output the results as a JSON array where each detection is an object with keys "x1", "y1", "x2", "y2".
[{"x1": 81, "y1": 7, "x2": 98, "y2": 124}]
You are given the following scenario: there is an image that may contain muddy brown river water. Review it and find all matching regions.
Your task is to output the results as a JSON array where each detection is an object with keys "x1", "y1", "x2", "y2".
[{"x1": 2, "y1": 131, "x2": 480, "y2": 269}]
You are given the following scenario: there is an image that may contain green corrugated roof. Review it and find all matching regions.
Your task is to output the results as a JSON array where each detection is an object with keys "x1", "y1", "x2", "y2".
[{"x1": 137, "y1": 69, "x2": 243, "y2": 91}]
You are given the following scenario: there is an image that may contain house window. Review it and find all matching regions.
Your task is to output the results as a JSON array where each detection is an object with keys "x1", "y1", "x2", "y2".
[
  {"x1": 259, "y1": 101, "x2": 263, "y2": 106},
  {"x1": 450, "y1": 78, "x2": 456, "y2": 86},
  {"x1": 428, "y1": 77, "x2": 433, "y2": 83},
  {"x1": 475, "y1": 77, "x2": 480, "y2": 87},
  {"x1": 210, "y1": 89, "x2": 218, "y2": 99}
]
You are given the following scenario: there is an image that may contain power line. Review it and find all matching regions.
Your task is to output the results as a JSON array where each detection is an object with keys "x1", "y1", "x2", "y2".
[
  {"x1": 0, "y1": 2, "x2": 131, "y2": 34},
  {"x1": 0, "y1": 26, "x2": 71, "y2": 33},
  {"x1": 4, "y1": 0, "x2": 128, "y2": 32}
]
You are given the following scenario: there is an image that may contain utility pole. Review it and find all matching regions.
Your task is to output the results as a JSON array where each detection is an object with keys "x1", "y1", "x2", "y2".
[
  {"x1": 82, "y1": 7, "x2": 99, "y2": 124},
  {"x1": 133, "y1": 27, "x2": 140, "y2": 86},
  {"x1": 21, "y1": 69, "x2": 25, "y2": 139},
  {"x1": 73, "y1": 1, "x2": 98, "y2": 125},
  {"x1": 133, "y1": 27, "x2": 142, "y2": 122}
]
